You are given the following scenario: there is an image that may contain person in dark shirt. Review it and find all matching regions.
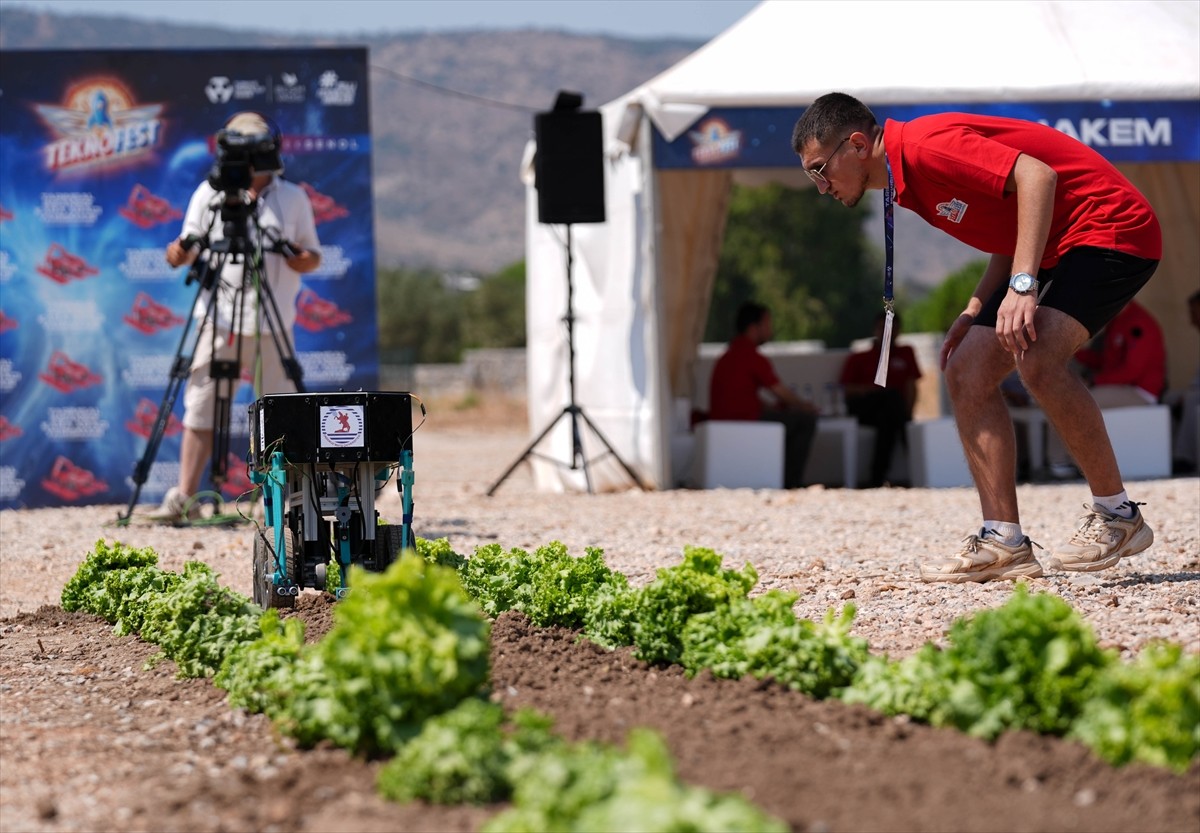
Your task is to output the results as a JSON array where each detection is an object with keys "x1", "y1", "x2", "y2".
[
  {"x1": 709, "y1": 302, "x2": 819, "y2": 488},
  {"x1": 840, "y1": 310, "x2": 922, "y2": 487}
]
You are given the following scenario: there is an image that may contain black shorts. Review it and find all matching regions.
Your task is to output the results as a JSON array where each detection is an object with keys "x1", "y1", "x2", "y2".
[{"x1": 975, "y1": 247, "x2": 1158, "y2": 337}]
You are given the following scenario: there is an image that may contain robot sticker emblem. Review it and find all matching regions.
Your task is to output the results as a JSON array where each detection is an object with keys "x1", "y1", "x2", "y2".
[{"x1": 320, "y1": 405, "x2": 364, "y2": 448}]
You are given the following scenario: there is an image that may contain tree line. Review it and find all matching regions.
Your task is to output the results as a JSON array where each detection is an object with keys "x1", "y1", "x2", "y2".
[{"x1": 375, "y1": 185, "x2": 982, "y2": 365}]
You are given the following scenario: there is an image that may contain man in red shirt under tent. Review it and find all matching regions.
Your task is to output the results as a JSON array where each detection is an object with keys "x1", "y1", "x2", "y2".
[
  {"x1": 792, "y1": 92, "x2": 1161, "y2": 584},
  {"x1": 708, "y1": 301, "x2": 820, "y2": 489},
  {"x1": 840, "y1": 309, "x2": 922, "y2": 488},
  {"x1": 1044, "y1": 299, "x2": 1167, "y2": 479}
]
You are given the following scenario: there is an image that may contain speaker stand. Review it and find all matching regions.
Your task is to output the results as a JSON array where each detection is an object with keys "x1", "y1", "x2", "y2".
[{"x1": 487, "y1": 225, "x2": 645, "y2": 496}]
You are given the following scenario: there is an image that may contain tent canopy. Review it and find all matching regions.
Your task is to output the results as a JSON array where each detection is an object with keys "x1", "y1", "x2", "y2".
[{"x1": 524, "y1": 0, "x2": 1200, "y2": 491}]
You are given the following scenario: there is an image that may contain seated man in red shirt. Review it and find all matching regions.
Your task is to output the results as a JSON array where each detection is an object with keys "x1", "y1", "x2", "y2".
[
  {"x1": 840, "y1": 310, "x2": 922, "y2": 487},
  {"x1": 1046, "y1": 299, "x2": 1166, "y2": 477},
  {"x1": 709, "y1": 302, "x2": 819, "y2": 488}
]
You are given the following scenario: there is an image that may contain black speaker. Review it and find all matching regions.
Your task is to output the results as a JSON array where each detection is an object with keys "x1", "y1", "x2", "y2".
[{"x1": 534, "y1": 110, "x2": 606, "y2": 224}]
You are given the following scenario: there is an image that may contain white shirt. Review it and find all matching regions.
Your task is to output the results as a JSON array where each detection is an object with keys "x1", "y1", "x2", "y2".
[{"x1": 178, "y1": 177, "x2": 320, "y2": 336}]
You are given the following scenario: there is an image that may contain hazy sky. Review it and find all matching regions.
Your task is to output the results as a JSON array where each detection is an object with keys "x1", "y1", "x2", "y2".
[{"x1": 7, "y1": 0, "x2": 763, "y2": 40}]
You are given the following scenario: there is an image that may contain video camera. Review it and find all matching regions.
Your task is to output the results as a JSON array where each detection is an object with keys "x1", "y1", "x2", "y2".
[
  {"x1": 207, "y1": 127, "x2": 281, "y2": 194},
  {"x1": 204, "y1": 127, "x2": 284, "y2": 255}
]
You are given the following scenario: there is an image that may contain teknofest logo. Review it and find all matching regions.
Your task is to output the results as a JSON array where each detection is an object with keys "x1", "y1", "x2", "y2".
[{"x1": 34, "y1": 77, "x2": 164, "y2": 174}]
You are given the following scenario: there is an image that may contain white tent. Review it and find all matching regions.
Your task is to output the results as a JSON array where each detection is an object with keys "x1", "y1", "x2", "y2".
[{"x1": 522, "y1": 0, "x2": 1200, "y2": 492}]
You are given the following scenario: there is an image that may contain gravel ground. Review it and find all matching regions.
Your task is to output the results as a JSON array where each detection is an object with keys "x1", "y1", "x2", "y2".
[
  {"x1": 2, "y1": 403, "x2": 1197, "y2": 661},
  {"x1": 1, "y1": 403, "x2": 1197, "y2": 833}
]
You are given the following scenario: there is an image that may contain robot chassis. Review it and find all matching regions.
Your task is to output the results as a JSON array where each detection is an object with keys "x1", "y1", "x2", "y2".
[{"x1": 247, "y1": 391, "x2": 416, "y2": 609}]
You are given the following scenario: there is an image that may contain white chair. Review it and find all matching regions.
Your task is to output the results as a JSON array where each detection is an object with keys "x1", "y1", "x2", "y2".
[
  {"x1": 906, "y1": 417, "x2": 973, "y2": 488},
  {"x1": 1103, "y1": 405, "x2": 1172, "y2": 480},
  {"x1": 688, "y1": 420, "x2": 785, "y2": 489},
  {"x1": 801, "y1": 417, "x2": 860, "y2": 488}
]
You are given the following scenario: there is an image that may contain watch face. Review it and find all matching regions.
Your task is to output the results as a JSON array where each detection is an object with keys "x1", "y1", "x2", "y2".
[{"x1": 1012, "y1": 273, "x2": 1034, "y2": 292}]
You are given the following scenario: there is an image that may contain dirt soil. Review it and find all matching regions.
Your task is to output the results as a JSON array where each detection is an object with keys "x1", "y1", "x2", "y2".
[
  {"x1": 2, "y1": 595, "x2": 1197, "y2": 833},
  {"x1": 2, "y1": 400, "x2": 1198, "y2": 832}
]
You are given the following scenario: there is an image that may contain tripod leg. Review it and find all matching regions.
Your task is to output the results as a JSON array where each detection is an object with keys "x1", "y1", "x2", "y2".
[
  {"x1": 119, "y1": 278, "x2": 217, "y2": 523},
  {"x1": 568, "y1": 407, "x2": 594, "y2": 494},
  {"x1": 255, "y1": 264, "x2": 305, "y2": 393},
  {"x1": 208, "y1": 358, "x2": 239, "y2": 486},
  {"x1": 486, "y1": 409, "x2": 570, "y2": 496},
  {"x1": 575, "y1": 407, "x2": 647, "y2": 491}
]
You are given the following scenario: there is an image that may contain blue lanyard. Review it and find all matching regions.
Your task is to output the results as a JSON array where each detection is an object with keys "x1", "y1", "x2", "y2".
[{"x1": 883, "y1": 154, "x2": 894, "y2": 308}]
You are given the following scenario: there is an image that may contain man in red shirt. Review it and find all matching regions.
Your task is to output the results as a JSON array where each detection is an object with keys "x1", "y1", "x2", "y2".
[
  {"x1": 793, "y1": 93, "x2": 1160, "y2": 583},
  {"x1": 840, "y1": 310, "x2": 922, "y2": 487},
  {"x1": 1045, "y1": 299, "x2": 1166, "y2": 476},
  {"x1": 709, "y1": 302, "x2": 819, "y2": 488}
]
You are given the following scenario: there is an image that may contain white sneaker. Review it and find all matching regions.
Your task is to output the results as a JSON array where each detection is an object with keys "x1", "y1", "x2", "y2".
[
  {"x1": 144, "y1": 487, "x2": 201, "y2": 524},
  {"x1": 920, "y1": 529, "x2": 1044, "y2": 583},
  {"x1": 1045, "y1": 502, "x2": 1153, "y2": 572}
]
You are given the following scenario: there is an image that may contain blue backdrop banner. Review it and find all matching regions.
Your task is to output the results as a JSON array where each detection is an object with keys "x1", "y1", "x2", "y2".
[{"x1": 0, "y1": 48, "x2": 378, "y2": 510}]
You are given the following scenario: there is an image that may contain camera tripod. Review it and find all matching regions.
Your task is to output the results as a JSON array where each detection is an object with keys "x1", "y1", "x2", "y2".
[
  {"x1": 118, "y1": 208, "x2": 304, "y2": 524},
  {"x1": 487, "y1": 225, "x2": 645, "y2": 495}
]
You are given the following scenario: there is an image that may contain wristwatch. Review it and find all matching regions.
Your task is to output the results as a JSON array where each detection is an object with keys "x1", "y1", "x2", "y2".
[{"x1": 1008, "y1": 272, "x2": 1038, "y2": 295}]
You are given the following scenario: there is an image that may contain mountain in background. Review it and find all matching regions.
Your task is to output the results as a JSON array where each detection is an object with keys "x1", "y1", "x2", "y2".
[{"x1": 1, "y1": 7, "x2": 981, "y2": 284}]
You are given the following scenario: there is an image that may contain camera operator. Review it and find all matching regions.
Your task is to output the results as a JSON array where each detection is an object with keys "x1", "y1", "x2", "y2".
[{"x1": 149, "y1": 111, "x2": 321, "y2": 523}]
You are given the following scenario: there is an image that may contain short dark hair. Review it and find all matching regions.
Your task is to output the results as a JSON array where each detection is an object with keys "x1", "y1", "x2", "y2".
[
  {"x1": 735, "y1": 301, "x2": 769, "y2": 334},
  {"x1": 792, "y1": 92, "x2": 878, "y2": 155}
]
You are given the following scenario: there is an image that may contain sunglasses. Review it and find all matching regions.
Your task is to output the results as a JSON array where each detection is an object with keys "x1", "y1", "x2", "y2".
[{"x1": 805, "y1": 136, "x2": 851, "y2": 186}]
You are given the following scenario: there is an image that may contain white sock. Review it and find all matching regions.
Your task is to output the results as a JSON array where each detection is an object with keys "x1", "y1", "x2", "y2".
[
  {"x1": 1093, "y1": 491, "x2": 1133, "y2": 517},
  {"x1": 983, "y1": 520, "x2": 1023, "y2": 545}
]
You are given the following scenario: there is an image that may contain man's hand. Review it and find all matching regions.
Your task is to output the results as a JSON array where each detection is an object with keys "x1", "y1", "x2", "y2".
[
  {"x1": 165, "y1": 236, "x2": 200, "y2": 268},
  {"x1": 995, "y1": 292, "x2": 1038, "y2": 354},
  {"x1": 284, "y1": 248, "x2": 321, "y2": 274},
  {"x1": 940, "y1": 312, "x2": 976, "y2": 369}
]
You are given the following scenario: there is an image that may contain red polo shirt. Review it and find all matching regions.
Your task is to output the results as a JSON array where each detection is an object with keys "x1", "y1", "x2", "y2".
[
  {"x1": 1076, "y1": 300, "x2": 1166, "y2": 399},
  {"x1": 709, "y1": 335, "x2": 779, "y2": 421},
  {"x1": 840, "y1": 342, "x2": 922, "y2": 391},
  {"x1": 884, "y1": 114, "x2": 1161, "y2": 268}
]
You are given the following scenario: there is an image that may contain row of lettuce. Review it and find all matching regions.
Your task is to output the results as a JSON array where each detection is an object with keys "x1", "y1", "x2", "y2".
[
  {"x1": 62, "y1": 537, "x2": 1198, "y2": 827},
  {"x1": 60, "y1": 539, "x2": 787, "y2": 831}
]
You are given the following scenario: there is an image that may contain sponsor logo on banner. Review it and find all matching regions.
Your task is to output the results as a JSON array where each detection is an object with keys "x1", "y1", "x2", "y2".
[
  {"x1": 320, "y1": 405, "x2": 364, "y2": 448},
  {"x1": 300, "y1": 182, "x2": 349, "y2": 224},
  {"x1": 36, "y1": 243, "x2": 100, "y2": 284},
  {"x1": 688, "y1": 118, "x2": 742, "y2": 165},
  {"x1": 119, "y1": 184, "x2": 182, "y2": 228},
  {"x1": 0, "y1": 359, "x2": 23, "y2": 393},
  {"x1": 296, "y1": 288, "x2": 353, "y2": 332},
  {"x1": 1041, "y1": 117, "x2": 1172, "y2": 149},
  {"x1": 301, "y1": 351, "x2": 355, "y2": 386},
  {"x1": 124, "y1": 292, "x2": 185, "y2": 334},
  {"x1": 0, "y1": 416, "x2": 23, "y2": 442},
  {"x1": 41, "y1": 406, "x2": 109, "y2": 440},
  {"x1": 41, "y1": 455, "x2": 108, "y2": 501},
  {"x1": 35, "y1": 77, "x2": 164, "y2": 173},
  {"x1": 220, "y1": 454, "x2": 254, "y2": 499},
  {"x1": 126, "y1": 398, "x2": 182, "y2": 439},
  {"x1": 205, "y1": 75, "x2": 267, "y2": 103},
  {"x1": 205, "y1": 76, "x2": 234, "y2": 103},
  {"x1": 274, "y1": 72, "x2": 307, "y2": 104},
  {"x1": 317, "y1": 71, "x2": 358, "y2": 106},
  {"x1": 35, "y1": 192, "x2": 103, "y2": 226},
  {"x1": 39, "y1": 351, "x2": 103, "y2": 393}
]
